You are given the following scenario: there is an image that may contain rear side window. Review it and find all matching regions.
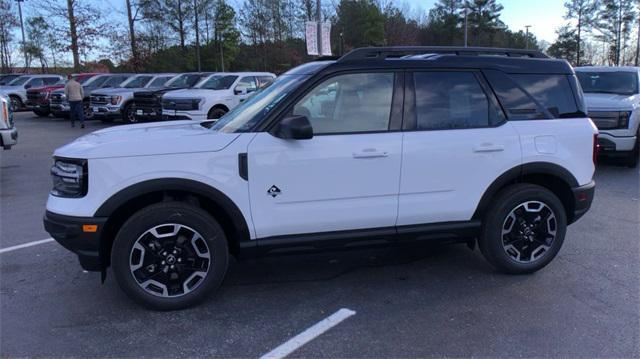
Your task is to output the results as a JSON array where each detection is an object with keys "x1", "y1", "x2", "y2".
[
  {"x1": 484, "y1": 70, "x2": 583, "y2": 120},
  {"x1": 511, "y1": 74, "x2": 581, "y2": 118},
  {"x1": 412, "y1": 72, "x2": 498, "y2": 130}
]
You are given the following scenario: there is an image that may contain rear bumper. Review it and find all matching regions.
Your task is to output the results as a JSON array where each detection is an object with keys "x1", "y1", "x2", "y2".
[
  {"x1": 598, "y1": 133, "x2": 637, "y2": 152},
  {"x1": 0, "y1": 127, "x2": 18, "y2": 149},
  {"x1": 570, "y1": 180, "x2": 595, "y2": 224},
  {"x1": 43, "y1": 211, "x2": 107, "y2": 271}
]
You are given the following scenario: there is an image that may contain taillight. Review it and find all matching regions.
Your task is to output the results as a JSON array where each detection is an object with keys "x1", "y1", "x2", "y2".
[
  {"x1": 593, "y1": 133, "x2": 599, "y2": 165},
  {"x1": 1, "y1": 101, "x2": 9, "y2": 126}
]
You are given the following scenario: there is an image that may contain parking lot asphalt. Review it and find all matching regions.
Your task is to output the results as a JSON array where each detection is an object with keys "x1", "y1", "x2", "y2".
[{"x1": 1, "y1": 112, "x2": 639, "y2": 357}]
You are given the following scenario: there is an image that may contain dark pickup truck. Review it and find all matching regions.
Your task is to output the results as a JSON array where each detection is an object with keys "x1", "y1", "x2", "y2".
[{"x1": 132, "y1": 73, "x2": 212, "y2": 122}]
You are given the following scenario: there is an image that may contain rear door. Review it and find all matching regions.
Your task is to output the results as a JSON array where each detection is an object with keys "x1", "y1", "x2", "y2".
[
  {"x1": 397, "y1": 70, "x2": 522, "y2": 226},
  {"x1": 247, "y1": 71, "x2": 403, "y2": 238}
]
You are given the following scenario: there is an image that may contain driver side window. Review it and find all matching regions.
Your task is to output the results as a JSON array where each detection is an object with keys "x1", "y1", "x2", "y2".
[{"x1": 292, "y1": 72, "x2": 394, "y2": 134}]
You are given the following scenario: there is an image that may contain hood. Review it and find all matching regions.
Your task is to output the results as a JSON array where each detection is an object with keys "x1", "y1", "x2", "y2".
[
  {"x1": 583, "y1": 93, "x2": 639, "y2": 111},
  {"x1": 0, "y1": 85, "x2": 22, "y2": 92},
  {"x1": 163, "y1": 88, "x2": 225, "y2": 100},
  {"x1": 53, "y1": 120, "x2": 240, "y2": 159},
  {"x1": 135, "y1": 87, "x2": 187, "y2": 97},
  {"x1": 27, "y1": 84, "x2": 64, "y2": 93}
]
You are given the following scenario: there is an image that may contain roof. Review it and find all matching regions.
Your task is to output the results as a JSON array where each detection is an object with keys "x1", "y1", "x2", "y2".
[
  {"x1": 291, "y1": 47, "x2": 575, "y2": 76},
  {"x1": 575, "y1": 66, "x2": 639, "y2": 73}
]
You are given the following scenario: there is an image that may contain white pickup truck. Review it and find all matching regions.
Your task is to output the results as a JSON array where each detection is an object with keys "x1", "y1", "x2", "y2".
[
  {"x1": 0, "y1": 93, "x2": 17, "y2": 149},
  {"x1": 575, "y1": 66, "x2": 640, "y2": 167},
  {"x1": 161, "y1": 72, "x2": 275, "y2": 120}
]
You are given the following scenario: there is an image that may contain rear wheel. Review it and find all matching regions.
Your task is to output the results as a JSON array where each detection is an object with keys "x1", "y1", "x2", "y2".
[
  {"x1": 111, "y1": 202, "x2": 229, "y2": 310},
  {"x1": 479, "y1": 184, "x2": 567, "y2": 274}
]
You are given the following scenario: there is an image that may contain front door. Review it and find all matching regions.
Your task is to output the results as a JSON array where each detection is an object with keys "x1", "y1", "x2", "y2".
[{"x1": 247, "y1": 72, "x2": 403, "y2": 238}]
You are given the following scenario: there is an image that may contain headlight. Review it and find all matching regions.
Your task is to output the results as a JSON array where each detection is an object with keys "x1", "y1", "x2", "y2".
[
  {"x1": 51, "y1": 159, "x2": 87, "y2": 198},
  {"x1": 618, "y1": 111, "x2": 631, "y2": 128},
  {"x1": 1, "y1": 100, "x2": 9, "y2": 127},
  {"x1": 110, "y1": 95, "x2": 122, "y2": 105}
]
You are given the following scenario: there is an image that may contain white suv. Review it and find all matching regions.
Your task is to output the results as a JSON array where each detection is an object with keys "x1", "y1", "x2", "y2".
[
  {"x1": 575, "y1": 66, "x2": 639, "y2": 167},
  {"x1": 0, "y1": 94, "x2": 17, "y2": 149},
  {"x1": 0, "y1": 74, "x2": 64, "y2": 111},
  {"x1": 161, "y1": 72, "x2": 275, "y2": 120},
  {"x1": 44, "y1": 47, "x2": 597, "y2": 310}
]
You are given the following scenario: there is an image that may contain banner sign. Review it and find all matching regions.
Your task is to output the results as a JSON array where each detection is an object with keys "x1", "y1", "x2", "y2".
[{"x1": 306, "y1": 21, "x2": 318, "y2": 55}]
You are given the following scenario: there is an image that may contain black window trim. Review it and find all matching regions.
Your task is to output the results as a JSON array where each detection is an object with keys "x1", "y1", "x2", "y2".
[
  {"x1": 265, "y1": 69, "x2": 404, "y2": 136},
  {"x1": 402, "y1": 68, "x2": 507, "y2": 132}
]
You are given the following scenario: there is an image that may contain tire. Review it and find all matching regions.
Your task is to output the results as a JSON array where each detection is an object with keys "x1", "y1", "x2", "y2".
[
  {"x1": 33, "y1": 109, "x2": 50, "y2": 117},
  {"x1": 479, "y1": 184, "x2": 567, "y2": 274},
  {"x1": 122, "y1": 103, "x2": 138, "y2": 124},
  {"x1": 625, "y1": 134, "x2": 639, "y2": 168},
  {"x1": 83, "y1": 101, "x2": 93, "y2": 120},
  {"x1": 207, "y1": 107, "x2": 227, "y2": 120},
  {"x1": 111, "y1": 202, "x2": 229, "y2": 310},
  {"x1": 9, "y1": 96, "x2": 22, "y2": 112}
]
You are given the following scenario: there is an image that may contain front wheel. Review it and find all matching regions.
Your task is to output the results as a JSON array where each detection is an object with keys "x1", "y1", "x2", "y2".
[
  {"x1": 9, "y1": 96, "x2": 21, "y2": 112},
  {"x1": 626, "y1": 134, "x2": 639, "y2": 168},
  {"x1": 479, "y1": 184, "x2": 567, "y2": 274},
  {"x1": 33, "y1": 109, "x2": 50, "y2": 117},
  {"x1": 83, "y1": 101, "x2": 93, "y2": 120},
  {"x1": 207, "y1": 107, "x2": 227, "y2": 120},
  {"x1": 111, "y1": 202, "x2": 229, "y2": 310},
  {"x1": 122, "y1": 103, "x2": 138, "y2": 124}
]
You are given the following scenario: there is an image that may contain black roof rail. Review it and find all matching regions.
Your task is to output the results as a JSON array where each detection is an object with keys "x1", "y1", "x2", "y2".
[{"x1": 338, "y1": 46, "x2": 549, "y2": 62}]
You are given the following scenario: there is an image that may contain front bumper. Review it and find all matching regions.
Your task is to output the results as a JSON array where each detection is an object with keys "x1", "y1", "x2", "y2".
[
  {"x1": 43, "y1": 211, "x2": 107, "y2": 271},
  {"x1": 133, "y1": 105, "x2": 163, "y2": 121},
  {"x1": 162, "y1": 110, "x2": 205, "y2": 121},
  {"x1": 91, "y1": 105, "x2": 122, "y2": 119},
  {"x1": 26, "y1": 101, "x2": 49, "y2": 111},
  {"x1": 570, "y1": 180, "x2": 595, "y2": 224},
  {"x1": 597, "y1": 132, "x2": 637, "y2": 152},
  {"x1": 50, "y1": 103, "x2": 70, "y2": 114},
  {"x1": 0, "y1": 127, "x2": 18, "y2": 149}
]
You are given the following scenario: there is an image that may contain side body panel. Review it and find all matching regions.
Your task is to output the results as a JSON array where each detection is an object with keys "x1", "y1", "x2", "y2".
[
  {"x1": 247, "y1": 132, "x2": 403, "y2": 238},
  {"x1": 510, "y1": 118, "x2": 597, "y2": 186},
  {"x1": 397, "y1": 122, "x2": 522, "y2": 225}
]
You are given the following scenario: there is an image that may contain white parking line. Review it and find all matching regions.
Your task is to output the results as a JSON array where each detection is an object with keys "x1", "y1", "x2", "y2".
[
  {"x1": 0, "y1": 238, "x2": 55, "y2": 254},
  {"x1": 259, "y1": 308, "x2": 356, "y2": 359}
]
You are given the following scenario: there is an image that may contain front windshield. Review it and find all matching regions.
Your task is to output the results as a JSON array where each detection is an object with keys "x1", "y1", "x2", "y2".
[
  {"x1": 122, "y1": 76, "x2": 153, "y2": 88},
  {"x1": 576, "y1": 71, "x2": 639, "y2": 95},
  {"x1": 148, "y1": 76, "x2": 173, "y2": 87},
  {"x1": 75, "y1": 75, "x2": 94, "y2": 84},
  {"x1": 198, "y1": 75, "x2": 238, "y2": 90},
  {"x1": 103, "y1": 75, "x2": 130, "y2": 87},
  {"x1": 166, "y1": 74, "x2": 203, "y2": 88},
  {"x1": 8, "y1": 76, "x2": 29, "y2": 86},
  {"x1": 212, "y1": 74, "x2": 309, "y2": 133}
]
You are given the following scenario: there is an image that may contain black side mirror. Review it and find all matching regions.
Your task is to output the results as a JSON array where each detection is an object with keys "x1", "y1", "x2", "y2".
[{"x1": 271, "y1": 115, "x2": 313, "y2": 140}]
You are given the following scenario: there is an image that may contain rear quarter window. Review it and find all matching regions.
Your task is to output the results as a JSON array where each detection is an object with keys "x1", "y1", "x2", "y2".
[{"x1": 484, "y1": 70, "x2": 584, "y2": 120}]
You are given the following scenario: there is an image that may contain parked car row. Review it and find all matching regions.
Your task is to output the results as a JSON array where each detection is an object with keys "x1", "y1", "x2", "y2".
[{"x1": 0, "y1": 71, "x2": 276, "y2": 124}]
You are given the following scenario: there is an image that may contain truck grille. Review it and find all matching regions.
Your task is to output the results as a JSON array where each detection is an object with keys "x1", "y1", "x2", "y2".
[
  {"x1": 90, "y1": 94, "x2": 109, "y2": 105},
  {"x1": 162, "y1": 98, "x2": 199, "y2": 111},
  {"x1": 27, "y1": 91, "x2": 46, "y2": 102}
]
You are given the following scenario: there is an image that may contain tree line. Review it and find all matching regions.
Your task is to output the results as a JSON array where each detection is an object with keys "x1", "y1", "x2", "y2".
[{"x1": 0, "y1": 0, "x2": 638, "y2": 75}]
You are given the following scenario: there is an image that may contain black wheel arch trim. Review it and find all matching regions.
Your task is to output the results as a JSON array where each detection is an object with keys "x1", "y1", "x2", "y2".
[
  {"x1": 473, "y1": 161, "x2": 580, "y2": 220},
  {"x1": 94, "y1": 178, "x2": 251, "y2": 243}
]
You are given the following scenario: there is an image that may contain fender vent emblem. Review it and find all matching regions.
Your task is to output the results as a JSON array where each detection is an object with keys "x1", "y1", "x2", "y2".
[{"x1": 267, "y1": 185, "x2": 281, "y2": 198}]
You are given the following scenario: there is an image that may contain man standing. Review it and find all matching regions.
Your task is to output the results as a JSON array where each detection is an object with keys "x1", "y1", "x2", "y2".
[{"x1": 65, "y1": 74, "x2": 85, "y2": 128}]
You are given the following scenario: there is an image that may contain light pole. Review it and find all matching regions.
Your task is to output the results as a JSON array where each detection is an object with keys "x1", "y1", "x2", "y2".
[
  {"x1": 463, "y1": 7, "x2": 470, "y2": 47},
  {"x1": 524, "y1": 25, "x2": 532, "y2": 49},
  {"x1": 15, "y1": 0, "x2": 27, "y2": 71},
  {"x1": 193, "y1": 0, "x2": 201, "y2": 72}
]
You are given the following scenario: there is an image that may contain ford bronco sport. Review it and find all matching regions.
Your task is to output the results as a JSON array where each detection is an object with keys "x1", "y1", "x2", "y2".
[{"x1": 44, "y1": 47, "x2": 597, "y2": 310}]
